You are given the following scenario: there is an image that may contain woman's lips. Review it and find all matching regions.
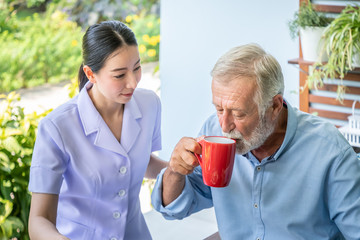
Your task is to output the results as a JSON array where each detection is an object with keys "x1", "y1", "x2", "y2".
[{"x1": 122, "y1": 92, "x2": 133, "y2": 97}]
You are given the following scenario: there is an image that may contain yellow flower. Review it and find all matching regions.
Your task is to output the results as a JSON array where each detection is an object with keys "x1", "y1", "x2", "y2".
[
  {"x1": 51, "y1": 10, "x2": 65, "y2": 21},
  {"x1": 139, "y1": 44, "x2": 146, "y2": 54},
  {"x1": 142, "y1": 34, "x2": 150, "y2": 42},
  {"x1": 147, "y1": 49, "x2": 156, "y2": 57},
  {"x1": 71, "y1": 40, "x2": 78, "y2": 47},
  {"x1": 149, "y1": 36, "x2": 158, "y2": 46},
  {"x1": 125, "y1": 15, "x2": 132, "y2": 23},
  {"x1": 147, "y1": 22, "x2": 153, "y2": 28},
  {"x1": 133, "y1": 15, "x2": 139, "y2": 20}
]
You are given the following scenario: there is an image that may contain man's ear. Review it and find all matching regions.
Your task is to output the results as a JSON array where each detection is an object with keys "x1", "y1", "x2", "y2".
[
  {"x1": 83, "y1": 65, "x2": 96, "y2": 83},
  {"x1": 270, "y1": 94, "x2": 283, "y2": 120}
]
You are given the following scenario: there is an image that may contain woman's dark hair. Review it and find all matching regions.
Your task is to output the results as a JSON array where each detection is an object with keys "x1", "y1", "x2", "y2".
[{"x1": 78, "y1": 20, "x2": 138, "y2": 90}]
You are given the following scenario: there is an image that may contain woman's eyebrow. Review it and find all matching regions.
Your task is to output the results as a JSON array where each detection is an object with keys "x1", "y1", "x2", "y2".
[
  {"x1": 111, "y1": 59, "x2": 141, "y2": 72},
  {"x1": 133, "y1": 59, "x2": 140, "y2": 66}
]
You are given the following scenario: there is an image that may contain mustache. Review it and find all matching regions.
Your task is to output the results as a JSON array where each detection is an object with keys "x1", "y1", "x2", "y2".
[{"x1": 222, "y1": 130, "x2": 242, "y2": 140}]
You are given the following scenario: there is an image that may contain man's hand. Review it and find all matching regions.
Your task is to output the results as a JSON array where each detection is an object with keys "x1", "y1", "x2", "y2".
[
  {"x1": 168, "y1": 137, "x2": 202, "y2": 176},
  {"x1": 162, "y1": 136, "x2": 203, "y2": 206}
]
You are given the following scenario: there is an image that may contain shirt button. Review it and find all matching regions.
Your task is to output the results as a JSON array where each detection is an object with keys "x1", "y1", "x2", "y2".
[
  {"x1": 257, "y1": 166, "x2": 261, "y2": 171},
  {"x1": 118, "y1": 189, "x2": 126, "y2": 197},
  {"x1": 110, "y1": 238, "x2": 117, "y2": 240},
  {"x1": 254, "y1": 203, "x2": 258, "y2": 208},
  {"x1": 256, "y1": 238, "x2": 261, "y2": 240},
  {"x1": 119, "y1": 166, "x2": 127, "y2": 174},
  {"x1": 113, "y1": 211, "x2": 121, "y2": 219}
]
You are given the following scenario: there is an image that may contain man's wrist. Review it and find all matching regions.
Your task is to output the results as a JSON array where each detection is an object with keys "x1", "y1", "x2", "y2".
[{"x1": 164, "y1": 167, "x2": 185, "y2": 182}]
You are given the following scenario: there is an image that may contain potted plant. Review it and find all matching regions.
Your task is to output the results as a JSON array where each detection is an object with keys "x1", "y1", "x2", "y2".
[
  {"x1": 308, "y1": 4, "x2": 360, "y2": 100},
  {"x1": 288, "y1": 0, "x2": 332, "y2": 62}
]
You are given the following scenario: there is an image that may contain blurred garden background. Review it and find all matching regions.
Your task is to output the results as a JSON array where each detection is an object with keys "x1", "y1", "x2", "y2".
[{"x1": 0, "y1": 0, "x2": 160, "y2": 239}]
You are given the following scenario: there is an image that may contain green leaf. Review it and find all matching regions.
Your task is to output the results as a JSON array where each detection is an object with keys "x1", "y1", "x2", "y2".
[
  {"x1": 0, "y1": 198, "x2": 13, "y2": 224},
  {"x1": 0, "y1": 136, "x2": 22, "y2": 154}
]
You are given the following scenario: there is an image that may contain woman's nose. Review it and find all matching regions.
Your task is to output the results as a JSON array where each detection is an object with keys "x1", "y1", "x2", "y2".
[{"x1": 126, "y1": 73, "x2": 138, "y2": 89}]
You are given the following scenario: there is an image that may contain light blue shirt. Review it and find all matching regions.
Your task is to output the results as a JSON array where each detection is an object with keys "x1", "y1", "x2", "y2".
[
  {"x1": 152, "y1": 102, "x2": 360, "y2": 240},
  {"x1": 29, "y1": 82, "x2": 161, "y2": 240}
]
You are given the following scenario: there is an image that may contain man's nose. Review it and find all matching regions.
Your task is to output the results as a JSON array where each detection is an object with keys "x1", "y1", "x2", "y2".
[{"x1": 221, "y1": 110, "x2": 235, "y2": 133}]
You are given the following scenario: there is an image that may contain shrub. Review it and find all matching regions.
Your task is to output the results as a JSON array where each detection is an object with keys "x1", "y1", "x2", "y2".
[
  {"x1": 64, "y1": 0, "x2": 159, "y2": 28},
  {"x1": 126, "y1": 13, "x2": 160, "y2": 63},
  {"x1": 0, "y1": 5, "x2": 82, "y2": 93},
  {"x1": 0, "y1": 92, "x2": 50, "y2": 239}
]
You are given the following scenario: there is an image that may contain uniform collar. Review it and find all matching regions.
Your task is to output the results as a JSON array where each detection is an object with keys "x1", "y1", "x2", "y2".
[{"x1": 77, "y1": 82, "x2": 142, "y2": 156}]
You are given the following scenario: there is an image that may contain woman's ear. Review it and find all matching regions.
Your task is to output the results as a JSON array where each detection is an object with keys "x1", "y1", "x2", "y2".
[
  {"x1": 83, "y1": 65, "x2": 96, "y2": 83},
  {"x1": 270, "y1": 94, "x2": 283, "y2": 120}
]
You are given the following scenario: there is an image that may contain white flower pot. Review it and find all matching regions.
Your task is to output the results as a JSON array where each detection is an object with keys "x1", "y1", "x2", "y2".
[
  {"x1": 300, "y1": 26, "x2": 328, "y2": 62},
  {"x1": 352, "y1": 50, "x2": 360, "y2": 68}
]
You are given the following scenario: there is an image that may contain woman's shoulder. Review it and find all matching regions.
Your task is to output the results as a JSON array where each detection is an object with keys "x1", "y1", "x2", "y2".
[
  {"x1": 133, "y1": 88, "x2": 160, "y2": 105},
  {"x1": 41, "y1": 96, "x2": 79, "y2": 124},
  {"x1": 134, "y1": 88, "x2": 159, "y2": 98}
]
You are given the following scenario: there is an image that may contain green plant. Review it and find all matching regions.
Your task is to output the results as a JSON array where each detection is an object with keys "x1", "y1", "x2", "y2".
[
  {"x1": 126, "y1": 12, "x2": 160, "y2": 63},
  {"x1": 65, "y1": 77, "x2": 79, "y2": 99},
  {"x1": 0, "y1": 4, "x2": 82, "y2": 93},
  {"x1": 65, "y1": 0, "x2": 159, "y2": 29},
  {"x1": 288, "y1": 0, "x2": 332, "y2": 39},
  {"x1": 0, "y1": 92, "x2": 50, "y2": 240},
  {"x1": 308, "y1": 4, "x2": 360, "y2": 100}
]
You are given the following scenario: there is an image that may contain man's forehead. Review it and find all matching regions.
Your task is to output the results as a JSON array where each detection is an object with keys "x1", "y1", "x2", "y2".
[{"x1": 211, "y1": 77, "x2": 258, "y2": 109}]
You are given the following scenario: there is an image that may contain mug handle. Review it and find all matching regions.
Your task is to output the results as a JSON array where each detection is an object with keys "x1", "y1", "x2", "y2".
[{"x1": 194, "y1": 138, "x2": 205, "y2": 167}]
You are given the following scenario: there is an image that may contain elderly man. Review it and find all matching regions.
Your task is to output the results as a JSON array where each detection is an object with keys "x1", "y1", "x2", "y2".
[{"x1": 151, "y1": 43, "x2": 360, "y2": 240}]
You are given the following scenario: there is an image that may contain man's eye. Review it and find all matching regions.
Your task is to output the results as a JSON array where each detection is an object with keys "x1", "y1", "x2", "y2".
[
  {"x1": 234, "y1": 114, "x2": 245, "y2": 119},
  {"x1": 217, "y1": 109, "x2": 224, "y2": 113},
  {"x1": 134, "y1": 66, "x2": 141, "y2": 71},
  {"x1": 115, "y1": 74, "x2": 125, "y2": 79}
]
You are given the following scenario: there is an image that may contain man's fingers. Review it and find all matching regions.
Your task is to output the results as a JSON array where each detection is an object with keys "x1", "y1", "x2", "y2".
[
  {"x1": 169, "y1": 159, "x2": 195, "y2": 175},
  {"x1": 168, "y1": 137, "x2": 202, "y2": 175},
  {"x1": 180, "y1": 137, "x2": 202, "y2": 155}
]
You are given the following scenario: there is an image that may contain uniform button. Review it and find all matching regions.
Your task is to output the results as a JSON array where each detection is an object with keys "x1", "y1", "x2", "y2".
[
  {"x1": 119, "y1": 166, "x2": 127, "y2": 174},
  {"x1": 254, "y1": 203, "x2": 258, "y2": 208},
  {"x1": 113, "y1": 211, "x2": 121, "y2": 219},
  {"x1": 118, "y1": 189, "x2": 126, "y2": 197}
]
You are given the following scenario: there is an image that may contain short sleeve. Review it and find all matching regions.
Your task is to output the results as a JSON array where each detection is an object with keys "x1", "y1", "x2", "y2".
[
  {"x1": 28, "y1": 119, "x2": 69, "y2": 194},
  {"x1": 151, "y1": 94, "x2": 162, "y2": 152}
]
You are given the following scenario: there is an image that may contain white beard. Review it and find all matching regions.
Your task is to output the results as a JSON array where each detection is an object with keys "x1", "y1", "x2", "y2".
[{"x1": 222, "y1": 115, "x2": 276, "y2": 155}]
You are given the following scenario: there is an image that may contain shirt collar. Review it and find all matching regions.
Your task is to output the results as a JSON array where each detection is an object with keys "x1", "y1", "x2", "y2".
[
  {"x1": 77, "y1": 82, "x2": 102, "y2": 136},
  {"x1": 271, "y1": 100, "x2": 297, "y2": 161},
  {"x1": 243, "y1": 100, "x2": 298, "y2": 163},
  {"x1": 77, "y1": 81, "x2": 143, "y2": 155}
]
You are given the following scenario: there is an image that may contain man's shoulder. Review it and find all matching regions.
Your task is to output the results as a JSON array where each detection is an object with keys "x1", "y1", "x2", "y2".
[{"x1": 295, "y1": 109, "x2": 350, "y2": 150}]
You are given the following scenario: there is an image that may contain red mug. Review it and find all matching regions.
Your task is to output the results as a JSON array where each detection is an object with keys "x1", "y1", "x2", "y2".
[{"x1": 195, "y1": 136, "x2": 236, "y2": 187}]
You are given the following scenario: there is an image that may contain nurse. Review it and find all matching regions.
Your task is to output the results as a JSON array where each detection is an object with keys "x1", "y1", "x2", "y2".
[{"x1": 28, "y1": 20, "x2": 167, "y2": 240}]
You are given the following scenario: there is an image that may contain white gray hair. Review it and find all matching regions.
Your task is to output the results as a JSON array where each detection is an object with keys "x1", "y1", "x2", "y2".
[{"x1": 211, "y1": 43, "x2": 284, "y2": 114}]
